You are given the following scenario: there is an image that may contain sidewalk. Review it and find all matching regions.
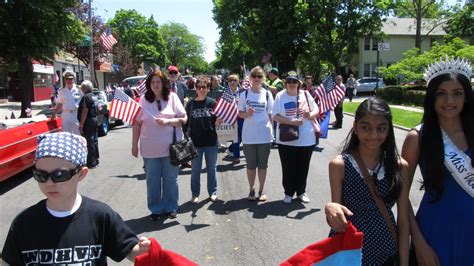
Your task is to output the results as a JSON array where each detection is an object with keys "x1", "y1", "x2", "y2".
[{"x1": 0, "y1": 100, "x2": 52, "y2": 120}]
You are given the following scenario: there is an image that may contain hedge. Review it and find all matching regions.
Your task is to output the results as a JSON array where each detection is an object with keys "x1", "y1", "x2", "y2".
[{"x1": 375, "y1": 86, "x2": 425, "y2": 106}]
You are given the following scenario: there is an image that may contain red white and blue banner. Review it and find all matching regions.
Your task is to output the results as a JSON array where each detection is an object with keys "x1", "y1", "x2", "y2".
[{"x1": 281, "y1": 223, "x2": 363, "y2": 266}]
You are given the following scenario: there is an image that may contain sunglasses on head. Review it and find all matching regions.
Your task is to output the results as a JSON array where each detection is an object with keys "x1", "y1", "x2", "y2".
[
  {"x1": 196, "y1": 86, "x2": 207, "y2": 90},
  {"x1": 169, "y1": 71, "x2": 178, "y2": 75},
  {"x1": 251, "y1": 74, "x2": 264, "y2": 79},
  {"x1": 33, "y1": 166, "x2": 81, "y2": 183}
]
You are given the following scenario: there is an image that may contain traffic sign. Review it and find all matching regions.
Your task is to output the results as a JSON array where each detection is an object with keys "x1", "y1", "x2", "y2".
[{"x1": 378, "y1": 42, "x2": 390, "y2": 51}]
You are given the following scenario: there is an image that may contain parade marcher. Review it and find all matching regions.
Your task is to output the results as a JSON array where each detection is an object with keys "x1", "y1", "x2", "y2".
[
  {"x1": 132, "y1": 70, "x2": 187, "y2": 220},
  {"x1": 272, "y1": 71, "x2": 319, "y2": 204},
  {"x1": 331, "y1": 75, "x2": 346, "y2": 129},
  {"x1": 210, "y1": 75, "x2": 225, "y2": 92},
  {"x1": 266, "y1": 67, "x2": 284, "y2": 97},
  {"x1": 167, "y1": 66, "x2": 187, "y2": 105},
  {"x1": 77, "y1": 80, "x2": 99, "y2": 169},
  {"x1": 2, "y1": 132, "x2": 151, "y2": 265},
  {"x1": 401, "y1": 57, "x2": 473, "y2": 266},
  {"x1": 226, "y1": 74, "x2": 244, "y2": 164},
  {"x1": 238, "y1": 66, "x2": 274, "y2": 201},
  {"x1": 346, "y1": 74, "x2": 356, "y2": 102},
  {"x1": 185, "y1": 76, "x2": 222, "y2": 204},
  {"x1": 51, "y1": 70, "x2": 83, "y2": 134},
  {"x1": 302, "y1": 75, "x2": 314, "y2": 91},
  {"x1": 325, "y1": 97, "x2": 410, "y2": 265}
]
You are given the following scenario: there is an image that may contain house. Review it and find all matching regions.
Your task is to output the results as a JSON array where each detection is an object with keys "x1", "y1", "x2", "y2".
[{"x1": 353, "y1": 17, "x2": 447, "y2": 78}]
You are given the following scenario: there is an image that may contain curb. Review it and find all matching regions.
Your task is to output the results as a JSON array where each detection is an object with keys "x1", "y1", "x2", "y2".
[{"x1": 343, "y1": 112, "x2": 410, "y2": 131}]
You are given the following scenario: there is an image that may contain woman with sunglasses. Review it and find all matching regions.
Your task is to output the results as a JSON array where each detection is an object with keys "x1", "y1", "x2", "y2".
[
  {"x1": 132, "y1": 70, "x2": 187, "y2": 220},
  {"x1": 238, "y1": 66, "x2": 274, "y2": 201},
  {"x1": 185, "y1": 76, "x2": 222, "y2": 204},
  {"x1": 272, "y1": 71, "x2": 319, "y2": 204}
]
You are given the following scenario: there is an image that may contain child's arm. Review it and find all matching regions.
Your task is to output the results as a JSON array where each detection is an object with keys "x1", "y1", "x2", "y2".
[
  {"x1": 325, "y1": 155, "x2": 353, "y2": 232},
  {"x1": 401, "y1": 130, "x2": 440, "y2": 266},
  {"x1": 396, "y1": 159, "x2": 410, "y2": 266},
  {"x1": 126, "y1": 236, "x2": 151, "y2": 262}
]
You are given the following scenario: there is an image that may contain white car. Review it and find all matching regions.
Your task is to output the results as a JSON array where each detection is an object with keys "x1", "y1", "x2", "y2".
[{"x1": 355, "y1": 77, "x2": 385, "y2": 94}]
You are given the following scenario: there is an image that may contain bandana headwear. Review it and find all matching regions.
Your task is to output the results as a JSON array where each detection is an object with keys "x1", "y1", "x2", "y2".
[
  {"x1": 424, "y1": 56, "x2": 472, "y2": 86},
  {"x1": 36, "y1": 132, "x2": 87, "y2": 166}
]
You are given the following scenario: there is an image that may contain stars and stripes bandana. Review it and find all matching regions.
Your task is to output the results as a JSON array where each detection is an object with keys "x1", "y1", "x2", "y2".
[{"x1": 35, "y1": 132, "x2": 87, "y2": 166}]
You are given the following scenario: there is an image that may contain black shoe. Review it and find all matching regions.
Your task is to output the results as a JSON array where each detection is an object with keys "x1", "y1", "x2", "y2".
[
  {"x1": 167, "y1": 212, "x2": 178, "y2": 219},
  {"x1": 149, "y1": 214, "x2": 160, "y2": 221},
  {"x1": 87, "y1": 163, "x2": 98, "y2": 169}
]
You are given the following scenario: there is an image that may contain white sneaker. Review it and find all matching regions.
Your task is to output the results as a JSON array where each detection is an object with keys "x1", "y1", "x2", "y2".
[
  {"x1": 283, "y1": 195, "x2": 292, "y2": 204},
  {"x1": 298, "y1": 193, "x2": 310, "y2": 203},
  {"x1": 191, "y1": 196, "x2": 199, "y2": 204}
]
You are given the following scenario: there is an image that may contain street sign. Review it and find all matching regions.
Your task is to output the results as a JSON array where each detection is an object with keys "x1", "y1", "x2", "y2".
[{"x1": 378, "y1": 42, "x2": 390, "y2": 51}]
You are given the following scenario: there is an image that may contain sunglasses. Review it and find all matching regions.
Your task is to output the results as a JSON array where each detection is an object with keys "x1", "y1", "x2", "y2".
[
  {"x1": 286, "y1": 79, "x2": 299, "y2": 84},
  {"x1": 196, "y1": 86, "x2": 207, "y2": 90},
  {"x1": 65, "y1": 78, "x2": 74, "y2": 80},
  {"x1": 157, "y1": 100, "x2": 162, "y2": 111},
  {"x1": 251, "y1": 74, "x2": 264, "y2": 79},
  {"x1": 33, "y1": 166, "x2": 81, "y2": 183},
  {"x1": 169, "y1": 71, "x2": 178, "y2": 75}
]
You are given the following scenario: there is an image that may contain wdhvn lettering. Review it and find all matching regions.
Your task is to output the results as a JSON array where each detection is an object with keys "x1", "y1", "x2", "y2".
[{"x1": 22, "y1": 245, "x2": 102, "y2": 264}]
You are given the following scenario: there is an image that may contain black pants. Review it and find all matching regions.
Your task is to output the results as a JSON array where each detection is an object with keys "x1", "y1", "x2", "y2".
[
  {"x1": 347, "y1": 87, "x2": 354, "y2": 102},
  {"x1": 334, "y1": 103, "x2": 343, "y2": 127},
  {"x1": 83, "y1": 118, "x2": 99, "y2": 166},
  {"x1": 278, "y1": 144, "x2": 314, "y2": 196}
]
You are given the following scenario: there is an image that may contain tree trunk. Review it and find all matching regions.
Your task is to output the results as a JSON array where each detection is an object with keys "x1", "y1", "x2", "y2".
[
  {"x1": 19, "y1": 57, "x2": 33, "y2": 118},
  {"x1": 415, "y1": 1, "x2": 422, "y2": 52}
]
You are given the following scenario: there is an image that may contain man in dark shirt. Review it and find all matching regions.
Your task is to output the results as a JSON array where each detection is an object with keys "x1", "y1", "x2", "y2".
[{"x1": 77, "y1": 80, "x2": 99, "y2": 168}]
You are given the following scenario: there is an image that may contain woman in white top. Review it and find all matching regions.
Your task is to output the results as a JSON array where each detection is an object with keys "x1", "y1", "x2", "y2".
[
  {"x1": 238, "y1": 66, "x2": 274, "y2": 201},
  {"x1": 272, "y1": 71, "x2": 319, "y2": 204}
]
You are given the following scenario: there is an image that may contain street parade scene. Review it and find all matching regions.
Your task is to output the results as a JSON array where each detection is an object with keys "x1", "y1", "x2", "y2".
[{"x1": 0, "y1": 0, "x2": 473, "y2": 265}]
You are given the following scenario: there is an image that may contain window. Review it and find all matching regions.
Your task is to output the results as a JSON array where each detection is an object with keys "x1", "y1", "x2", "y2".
[
  {"x1": 371, "y1": 63, "x2": 378, "y2": 77},
  {"x1": 372, "y1": 40, "x2": 378, "y2": 51},
  {"x1": 364, "y1": 37, "x2": 371, "y2": 51}
]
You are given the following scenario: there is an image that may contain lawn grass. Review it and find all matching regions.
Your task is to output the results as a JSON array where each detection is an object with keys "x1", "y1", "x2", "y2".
[{"x1": 343, "y1": 102, "x2": 423, "y2": 129}]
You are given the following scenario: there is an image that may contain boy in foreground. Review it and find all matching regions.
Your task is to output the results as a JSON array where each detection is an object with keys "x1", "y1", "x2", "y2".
[{"x1": 2, "y1": 132, "x2": 150, "y2": 265}]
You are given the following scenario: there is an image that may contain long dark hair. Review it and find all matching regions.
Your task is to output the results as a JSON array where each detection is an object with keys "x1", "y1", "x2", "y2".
[
  {"x1": 420, "y1": 73, "x2": 474, "y2": 201},
  {"x1": 144, "y1": 70, "x2": 171, "y2": 103},
  {"x1": 341, "y1": 97, "x2": 402, "y2": 202}
]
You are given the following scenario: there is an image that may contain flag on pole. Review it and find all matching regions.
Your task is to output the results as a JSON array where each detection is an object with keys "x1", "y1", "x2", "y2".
[
  {"x1": 100, "y1": 28, "x2": 118, "y2": 51},
  {"x1": 212, "y1": 88, "x2": 239, "y2": 125},
  {"x1": 110, "y1": 88, "x2": 141, "y2": 124},
  {"x1": 280, "y1": 223, "x2": 363, "y2": 266},
  {"x1": 137, "y1": 69, "x2": 154, "y2": 96},
  {"x1": 313, "y1": 74, "x2": 345, "y2": 114}
]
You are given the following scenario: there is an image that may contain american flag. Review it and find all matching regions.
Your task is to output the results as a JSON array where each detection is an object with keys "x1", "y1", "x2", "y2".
[
  {"x1": 212, "y1": 88, "x2": 239, "y2": 125},
  {"x1": 284, "y1": 102, "x2": 298, "y2": 117},
  {"x1": 110, "y1": 88, "x2": 141, "y2": 124},
  {"x1": 100, "y1": 28, "x2": 118, "y2": 51},
  {"x1": 137, "y1": 70, "x2": 153, "y2": 96},
  {"x1": 313, "y1": 74, "x2": 345, "y2": 114}
]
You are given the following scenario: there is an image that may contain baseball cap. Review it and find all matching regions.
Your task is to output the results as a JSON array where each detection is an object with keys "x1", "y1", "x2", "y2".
[
  {"x1": 269, "y1": 68, "x2": 279, "y2": 75},
  {"x1": 167, "y1": 66, "x2": 179, "y2": 73}
]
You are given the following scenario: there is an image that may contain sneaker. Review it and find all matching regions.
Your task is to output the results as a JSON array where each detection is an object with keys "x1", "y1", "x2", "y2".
[
  {"x1": 258, "y1": 191, "x2": 267, "y2": 202},
  {"x1": 283, "y1": 195, "x2": 292, "y2": 204},
  {"x1": 298, "y1": 193, "x2": 310, "y2": 203},
  {"x1": 210, "y1": 194, "x2": 218, "y2": 202},
  {"x1": 167, "y1": 211, "x2": 178, "y2": 219},
  {"x1": 149, "y1": 214, "x2": 160, "y2": 221},
  {"x1": 190, "y1": 196, "x2": 199, "y2": 204},
  {"x1": 248, "y1": 190, "x2": 256, "y2": 201}
]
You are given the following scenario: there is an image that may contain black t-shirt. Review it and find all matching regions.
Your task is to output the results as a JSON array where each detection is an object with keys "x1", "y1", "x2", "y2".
[
  {"x1": 2, "y1": 196, "x2": 139, "y2": 265},
  {"x1": 185, "y1": 97, "x2": 218, "y2": 147},
  {"x1": 77, "y1": 92, "x2": 98, "y2": 121}
]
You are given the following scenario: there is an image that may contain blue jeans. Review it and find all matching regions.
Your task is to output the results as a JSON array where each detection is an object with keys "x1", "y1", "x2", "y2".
[
  {"x1": 191, "y1": 145, "x2": 218, "y2": 197},
  {"x1": 143, "y1": 157, "x2": 179, "y2": 214},
  {"x1": 228, "y1": 118, "x2": 244, "y2": 158}
]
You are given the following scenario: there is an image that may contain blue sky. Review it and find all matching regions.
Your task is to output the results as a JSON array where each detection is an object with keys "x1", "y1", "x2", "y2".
[{"x1": 93, "y1": 0, "x2": 219, "y2": 63}]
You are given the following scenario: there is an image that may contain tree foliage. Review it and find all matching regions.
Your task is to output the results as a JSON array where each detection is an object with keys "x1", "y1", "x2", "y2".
[
  {"x1": 0, "y1": 0, "x2": 83, "y2": 117},
  {"x1": 445, "y1": 3, "x2": 474, "y2": 44}
]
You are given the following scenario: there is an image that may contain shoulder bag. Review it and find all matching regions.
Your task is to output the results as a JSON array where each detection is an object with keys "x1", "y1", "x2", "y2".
[
  {"x1": 279, "y1": 92, "x2": 299, "y2": 142},
  {"x1": 169, "y1": 100, "x2": 198, "y2": 166}
]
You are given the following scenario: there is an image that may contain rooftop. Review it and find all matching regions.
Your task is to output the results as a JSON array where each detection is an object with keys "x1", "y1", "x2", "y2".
[{"x1": 382, "y1": 17, "x2": 447, "y2": 36}]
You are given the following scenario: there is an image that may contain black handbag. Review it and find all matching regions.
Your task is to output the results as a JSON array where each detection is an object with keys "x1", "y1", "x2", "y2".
[
  {"x1": 279, "y1": 93, "x2": 300, "y2": 142},
  {"x1": 169, "y1": 126, "x2": 198, "y2": 166}
]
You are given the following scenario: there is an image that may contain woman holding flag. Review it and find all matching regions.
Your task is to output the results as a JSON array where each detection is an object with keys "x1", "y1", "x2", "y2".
[
  {"x1": 226, "y1": 74, "x2": 244, "y2": 164},
  {"x1": 272, "y1": 71, "x2": 319, "y2": 204},
  {"x1": 132, "y1": 70, "x2": 187, "y2": 220}
]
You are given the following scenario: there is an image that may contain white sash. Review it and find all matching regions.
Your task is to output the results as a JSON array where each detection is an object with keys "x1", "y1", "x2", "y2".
[{"x1": 441, "y1": 129, "x2": 474, "y2": 197}]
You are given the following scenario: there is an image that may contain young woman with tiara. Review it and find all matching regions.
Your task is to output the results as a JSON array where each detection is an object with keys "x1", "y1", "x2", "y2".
[
  {"x1": 325, "y1": 97, "x2": 410, "y2": 265},
  {"x1": 402, "y1": 57, "x2": 473, "y2": 265}
]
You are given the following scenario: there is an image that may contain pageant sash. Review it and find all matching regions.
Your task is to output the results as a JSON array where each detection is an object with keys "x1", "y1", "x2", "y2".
[{"x1": 441, "y1": 129, "x2": 474, "y2": 197}]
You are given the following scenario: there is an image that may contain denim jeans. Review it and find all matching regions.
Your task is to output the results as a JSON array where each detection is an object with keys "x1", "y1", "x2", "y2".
[
  {"x1": 191, "y1": 145, "x2": 218, "y2": 197},
  {"x1": 143, "y1": 157, "x2": 179, "y2": 214},
  {"x1": 228, "y1": 118, "x2": 244, "y2": 158}
]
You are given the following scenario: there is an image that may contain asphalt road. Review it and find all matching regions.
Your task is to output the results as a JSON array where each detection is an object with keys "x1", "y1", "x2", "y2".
[{"x1": 0, "y1": 112, "x2": 424, "y2": 265}]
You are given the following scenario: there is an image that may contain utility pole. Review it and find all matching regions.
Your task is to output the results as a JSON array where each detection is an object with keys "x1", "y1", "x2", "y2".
[{"x1": 89, "y1": 0, "x2": 94, "y2": 86}]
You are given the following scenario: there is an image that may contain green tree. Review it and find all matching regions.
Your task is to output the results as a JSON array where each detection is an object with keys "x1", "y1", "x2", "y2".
[
  {"x1": 0, "y1": 0, "x2": 83, "y2": 117},
  {"x1": 108, "y1": 10, "x2": 167, "y2": 77},
  {"x1": 159, "y1": 22, "x2": 208, "y2": 73},
  {"x1": 445, "y1": 3, "x2": 474, "y2": 44}
]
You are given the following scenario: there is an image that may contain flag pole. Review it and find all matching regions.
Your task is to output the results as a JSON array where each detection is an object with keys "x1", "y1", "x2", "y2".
[{"x1": 89, "y1": 0, "x2": 95, "y2": 86}]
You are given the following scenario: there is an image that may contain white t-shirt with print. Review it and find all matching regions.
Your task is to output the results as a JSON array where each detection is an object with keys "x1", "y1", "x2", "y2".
[
  {"x1": 272, "y1": 90, "x2": 318, "y2": 146},
  {"x1": 57, "y1": 86, "x2": 83, "y2": 110},
  {"x1": 238, "y1": 88, "x2": 274, "y2": 144}
]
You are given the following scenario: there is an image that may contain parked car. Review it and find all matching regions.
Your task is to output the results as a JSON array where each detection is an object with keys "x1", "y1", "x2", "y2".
[
  {"x1": 0, "y1": 114, "x2": 62, "y2": 181},
  {"x1": 91, "y1": 89, "x2": 111, "y2": 136},
  {"x1": 123, "y1": 75, "x2": 146, "y2": 90},
  {"x1": 355, "y1": 77, "x2": 385, "y2": 94}
]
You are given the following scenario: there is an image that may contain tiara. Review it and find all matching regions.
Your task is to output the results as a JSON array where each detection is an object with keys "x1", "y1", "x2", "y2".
[{"x1": 424, "y1": 56, "x2": 472, "y2": 86}]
